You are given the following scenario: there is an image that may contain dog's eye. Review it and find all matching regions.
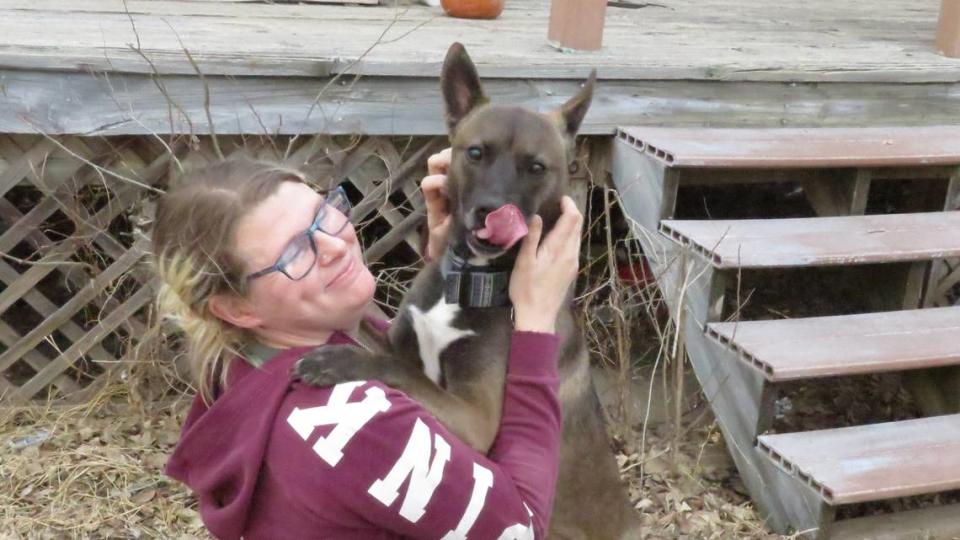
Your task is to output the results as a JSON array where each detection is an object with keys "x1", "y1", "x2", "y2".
[
  {"x1": 529, "y1": 162, "x2": 546, "y2": 175},
  {"x1": 467, "y1": 146, "x2": 484, "y2": 162}
]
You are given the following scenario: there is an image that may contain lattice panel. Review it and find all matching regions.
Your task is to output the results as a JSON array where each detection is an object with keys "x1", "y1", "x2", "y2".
[
  {"x1": 927, "y1": 259, "x2": 960, "y2": 306},
  {"x1": 926, "y1": 172, "x2": 960, "y2": 307},
  {"x1": 0, "y1": 133, "x2": 444, "y2": 403}
]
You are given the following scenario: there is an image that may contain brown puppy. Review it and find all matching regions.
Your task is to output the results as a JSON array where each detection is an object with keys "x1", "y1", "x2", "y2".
[{"x1": 297, "y1": 42, "x2": 640, "y2": 539}]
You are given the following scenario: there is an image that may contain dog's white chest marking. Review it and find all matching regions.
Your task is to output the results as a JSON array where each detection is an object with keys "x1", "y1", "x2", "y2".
[{"x1": 408, "y1": 301, "x2": 475, "y2": 384}]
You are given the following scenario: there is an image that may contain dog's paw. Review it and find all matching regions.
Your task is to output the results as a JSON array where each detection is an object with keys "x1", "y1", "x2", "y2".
[{"x1": 294, "y1": 345, "x2": 374, "y2": 387}]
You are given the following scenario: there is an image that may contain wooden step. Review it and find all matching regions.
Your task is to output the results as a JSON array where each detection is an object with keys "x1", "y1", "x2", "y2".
[
  {"x1": 829, "y1": 503, "x2": 960, "y2": 540},
  {"x1": 660, "y1": 211, "x2": 960, "y2": 269},
  {"x1": 706, "y1": 306, "x2": 960, "y2": 382},
  {"x1": 757, "y1": 414, "x2": 960, "y2": 505},
  {"x1": 616, "y1": 126, "x2": 960, "y2": 169}
]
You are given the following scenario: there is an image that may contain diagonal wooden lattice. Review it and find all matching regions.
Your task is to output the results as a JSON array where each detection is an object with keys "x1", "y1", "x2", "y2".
[
  {"x1": 926, "y1": 175, "x2": 960, "y2": 307},
  {"x1": 0, "y1": 133, "x2": 444, "y2": 403},
  {"x1": 927, "y1": 258, "x2": 960, "y2": 307}
]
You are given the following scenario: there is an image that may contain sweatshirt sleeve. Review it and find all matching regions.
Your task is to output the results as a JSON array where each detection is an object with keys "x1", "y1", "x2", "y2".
[{"x1": 269, "y1": 331, "x2": 561, "y2": 539}]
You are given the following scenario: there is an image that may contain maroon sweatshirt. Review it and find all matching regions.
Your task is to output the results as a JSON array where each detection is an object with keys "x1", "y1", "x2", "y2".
[{"x1": 165, "y1": 329, "x2": 562, "y2": 539}]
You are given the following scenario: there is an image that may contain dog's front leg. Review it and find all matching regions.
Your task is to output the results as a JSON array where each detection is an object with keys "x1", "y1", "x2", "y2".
[{"x1": 295, "y1": 346, "x2": 498, "y2": 453}]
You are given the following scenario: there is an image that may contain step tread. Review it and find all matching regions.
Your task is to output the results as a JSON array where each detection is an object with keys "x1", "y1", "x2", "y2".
[
  {"x1": 829, "y1": 502, "x2": 960, "y2": 540},
  {"x1": 707, "y1": 307, "x2": 960, "y2": 381},
  {"x1": 757, "y1": 414, "x2": 960, "y2": 505},
  {"x1": 616, "y1": 126, "x2": 960, "y2": 168},
  {"x1": 660, "y1": 211, "x2": 960, "y2": 269}
]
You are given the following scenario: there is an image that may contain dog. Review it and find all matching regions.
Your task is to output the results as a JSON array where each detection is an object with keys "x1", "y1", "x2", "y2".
[{"x1": 296, "y1": 42, "x2": 641, "y2": 539}]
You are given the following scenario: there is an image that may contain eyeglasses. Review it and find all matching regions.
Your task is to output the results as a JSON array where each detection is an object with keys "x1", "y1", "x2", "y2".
[{"x1": 246, "y1": 186, "x2": 352, "y2": 282}]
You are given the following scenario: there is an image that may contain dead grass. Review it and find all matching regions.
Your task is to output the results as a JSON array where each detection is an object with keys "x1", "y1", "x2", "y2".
[
  {"x1": 1, "y1": 372, "x2": 790, "y2": 540},
  {"x1": 615, "y1": 402, "x2": 786, "y2": 539},
  {"x1": 0, "y1": 386, "x2": 205, "y2": 539}
]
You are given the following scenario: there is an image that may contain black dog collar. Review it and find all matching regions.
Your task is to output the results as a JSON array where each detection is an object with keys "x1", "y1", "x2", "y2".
[{"x1": 440, "y1": 249, "x2": 512, "y2": 308}]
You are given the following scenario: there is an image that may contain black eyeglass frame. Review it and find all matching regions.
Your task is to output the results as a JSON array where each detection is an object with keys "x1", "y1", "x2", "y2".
[{"x1": 245, "y1": 185, "x2": 352, "y2": 282}]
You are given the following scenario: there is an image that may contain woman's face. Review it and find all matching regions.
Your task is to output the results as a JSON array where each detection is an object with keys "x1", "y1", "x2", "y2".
[{"x1": 230, "y1": 181, "x2": 376, "y2": 345}]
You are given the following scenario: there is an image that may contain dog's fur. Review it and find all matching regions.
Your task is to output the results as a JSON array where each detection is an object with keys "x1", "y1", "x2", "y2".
[{"x1": 296, "y1": 42, "x2": 640, "y2": 539}]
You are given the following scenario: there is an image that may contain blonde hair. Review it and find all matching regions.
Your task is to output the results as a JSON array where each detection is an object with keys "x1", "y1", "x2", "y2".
[{"x1": 152, "y1": 158, "x2": 311, "y2": 402}]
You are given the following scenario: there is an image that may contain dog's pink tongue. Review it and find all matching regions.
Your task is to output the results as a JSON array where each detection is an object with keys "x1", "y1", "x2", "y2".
[{"x1": 475, "y1": 204, "x2": 528, "y2": 249}]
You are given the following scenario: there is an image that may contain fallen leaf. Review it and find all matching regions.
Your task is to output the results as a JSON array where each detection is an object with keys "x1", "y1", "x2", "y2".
[{"x1": 130, "y1": 489, "x2": 157, "y2": 505}]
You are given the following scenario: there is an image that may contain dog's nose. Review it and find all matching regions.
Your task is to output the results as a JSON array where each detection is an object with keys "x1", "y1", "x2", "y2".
[{"x1": 472, "y1": 206, "x2": 497, "y2": 226}]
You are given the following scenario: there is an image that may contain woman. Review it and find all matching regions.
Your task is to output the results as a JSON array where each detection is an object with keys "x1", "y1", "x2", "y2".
[{"x1": 155, "y1": 151, "x2": 583, "y2": 539}]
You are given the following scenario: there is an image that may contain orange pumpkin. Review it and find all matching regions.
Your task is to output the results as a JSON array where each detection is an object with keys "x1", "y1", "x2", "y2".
[{"x1": 440, "y1": 0, "x2": 505, "y2": 19}]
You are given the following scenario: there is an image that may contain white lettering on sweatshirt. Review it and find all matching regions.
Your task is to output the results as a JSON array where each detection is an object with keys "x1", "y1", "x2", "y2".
[
  {"x1": 441, "y1": 463, "x2": 495, "y2": 539},
  {"x1": 286, "y1": 380, "x2": 391, "y2": 466},
  {"x1": 288, "y1": 381, "x2": 542, "y2": 539},
  {"x1": 368, "y1": 417, "x2": 452, "y2": 522}
]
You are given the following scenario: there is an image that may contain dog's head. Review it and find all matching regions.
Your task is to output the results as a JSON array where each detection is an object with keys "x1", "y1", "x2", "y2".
[{"x1": 441, "y1": 42, "x2": 595, "y2": 262}]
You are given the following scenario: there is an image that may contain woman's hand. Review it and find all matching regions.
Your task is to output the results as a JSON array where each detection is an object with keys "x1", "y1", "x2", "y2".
[
  {"x1": 509, "y1": 196, "x2": 583, "y2": 334},
  {"x1": 422, "y1": 148, "x2": 452, "y2": 261}
]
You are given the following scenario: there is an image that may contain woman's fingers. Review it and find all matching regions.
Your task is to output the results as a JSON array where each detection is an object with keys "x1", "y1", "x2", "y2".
[
  {"x1": 427, "y1": 148, "x2": 452, "y2": 176},
  {"x1": 517, "y1": 215, "x2": 544, "y2": 266},
  {"x1": 540, "y1": 196, "x2": 583, "y2": 255},
  {"x1": 421, "y1": 174, "x2": 449, "y2": 227}
]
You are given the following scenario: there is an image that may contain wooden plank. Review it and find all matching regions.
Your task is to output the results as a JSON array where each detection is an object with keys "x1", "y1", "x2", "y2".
[
  {"x1": 0, "y1": 181, "x2": 86, "y2": 253},
  {"x1": 849, "y1": 169, "x2": 871, "y2": 215},
  {"x1": 350, "y1": 137, "x2": 442, "y2": 218},
  {"x1": 0, "y1": 138, "x2": 129, "y2": 261},
  {"x1": 0, "y1": 238, "x2": 148, "y2": 376},
  {"x1": 0, "y1": 181, "x2": 143, "y2": 317},
  {"x1": 0, "y1": 141, "x2": 162, "y2": 341},
  {"x1": 617, "y1": 127, "x2": 960, "y2": 169},
  {"x1": 0, "y1": 137, "x2": 91, "y2": 197},
  {"x1": 757, "y1": 414, "x2": 960, "y2": 505},
  {"x1": 364, "y1": 207, "x2": 423, "y2": 263},
  {"x1": 868, "y1": 165, "x2": 957, "y2": 180},
  {"x1": 0, "y1": 137, "x2": 56, "y2": 199},
  {"x1": 924, "y1": 167, "x2": 960, "y2": 307},
  {"x1": 796, "y1": 168, "x2": 869, "y2": 217},
  {"x1": 0, "y1": 140, "x2": 173, "y2": 316},
  {"x1": 659, "y1": 211, "x2": 960, "y2": 269},
  {"x1": 5, "y1": 69, "x2": 960, "y2": 136},
  {"x1": 0, "y1": 198, "x2": 53, "y2": 249},
  {"x1": 1, "y1": 0, "x2": 959, "y2": 82},
  {"x1": 707, "y1": 306, "x2": 960, "y2": 382},
  {"x1": 8, "y1": 281, "x2": 157, "y2": 402},
  {"x1": 830, "y1": 502, "x2": 960, "y2": 540},
  {"x1": 937, "y1": 0, "x2": 960, "y2": 58},
  {"x1": 946, "y1": 167, "x2": 960, "y2": 211},
  {"x1": 930, "y1": 262, "x2": 960, "y2": 304},
  {"x1": 0, "y1": 322, "x2": 81, "y2": 395},
  {"x1": 348, "y1": 146, "x2": 421, "y2": 254},
  {"x1": 901, "y1": 260, "x2": 928, "y2": 309},
  {"x1": 0, "y1": 258, "x2": 120, "y2": 367}
]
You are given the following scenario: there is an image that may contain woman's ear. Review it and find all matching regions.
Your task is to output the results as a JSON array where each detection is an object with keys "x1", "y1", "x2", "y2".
[{"x1": 208, "y1": 294, "x2": 262, "y2": 329}]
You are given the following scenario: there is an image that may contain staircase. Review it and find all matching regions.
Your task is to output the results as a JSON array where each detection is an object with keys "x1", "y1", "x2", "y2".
[{"x1": 611, "y1": 126, "x2": 960, "y2": 538}]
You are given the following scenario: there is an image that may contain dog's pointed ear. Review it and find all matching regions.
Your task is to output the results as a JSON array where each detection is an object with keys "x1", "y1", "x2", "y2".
[
  {"x1": 442, "y1": 42, "x2": 488, "y2": 134},
  {"x1": 557, "y1": 69, "x2": 596, "y2": 140}
]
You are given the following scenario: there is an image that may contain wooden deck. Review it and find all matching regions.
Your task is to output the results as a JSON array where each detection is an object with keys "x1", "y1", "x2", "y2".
[
  {"x1": 2, "y1": 0, "x2": 960, "y2": 135},
  {"x1": 2, "y1": 0, "x2": 957, "y2": 81}
]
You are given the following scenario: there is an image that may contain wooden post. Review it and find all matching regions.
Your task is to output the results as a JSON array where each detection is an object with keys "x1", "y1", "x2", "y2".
[
  {"x1": 547, "y1": 0, "x2": 608, "y2": 51},
  {"x1": 937, "y1": 0, "x2": 960, "y2": 58}
]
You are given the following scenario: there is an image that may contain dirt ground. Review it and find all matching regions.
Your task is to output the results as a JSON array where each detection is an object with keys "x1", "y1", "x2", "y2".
[{"x1": 1, "y1": 364, "x2": 796, "y2": 540}]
